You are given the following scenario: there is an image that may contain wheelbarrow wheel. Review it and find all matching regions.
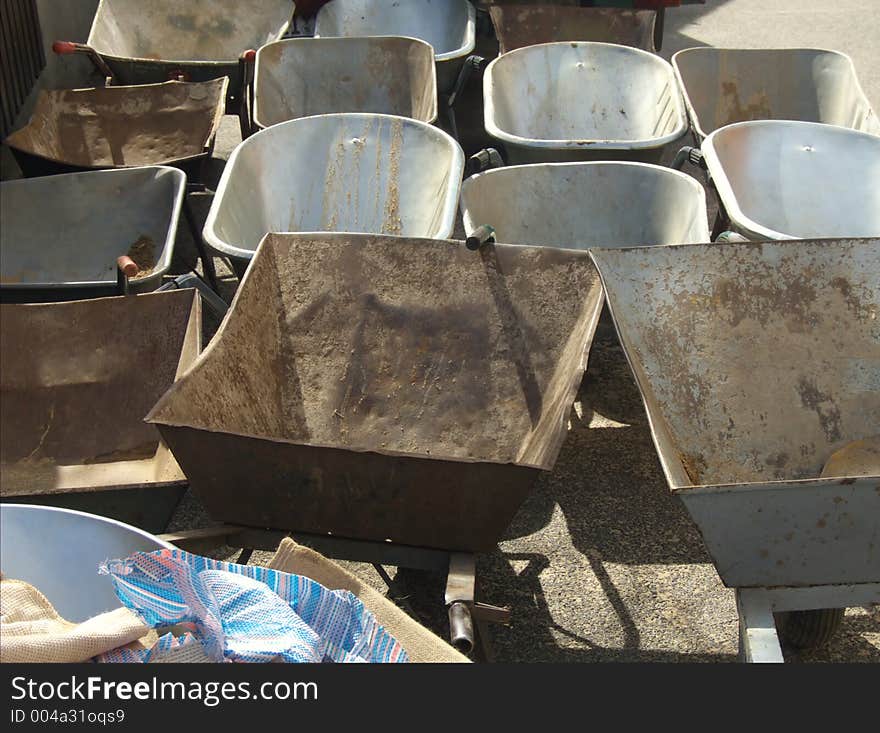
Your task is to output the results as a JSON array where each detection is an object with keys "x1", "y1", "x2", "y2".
[{"x1": 775, "y1": 608, "x2": 845, "y2": 649}]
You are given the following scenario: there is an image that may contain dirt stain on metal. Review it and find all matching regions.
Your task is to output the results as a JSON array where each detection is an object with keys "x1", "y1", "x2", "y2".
[{"x1": 795, "y1": 377, "x2": 842, "y2": 443}]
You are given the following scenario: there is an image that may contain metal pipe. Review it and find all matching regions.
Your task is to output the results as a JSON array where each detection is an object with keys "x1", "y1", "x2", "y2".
[{"x1": 447, "y1": 601, "x2": 474, "y2": 654}]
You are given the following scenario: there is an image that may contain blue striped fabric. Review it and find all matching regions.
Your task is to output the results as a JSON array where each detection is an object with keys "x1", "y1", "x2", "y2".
[{"x1": 98, "y1": 549, "x2": 408, "y2": 663}]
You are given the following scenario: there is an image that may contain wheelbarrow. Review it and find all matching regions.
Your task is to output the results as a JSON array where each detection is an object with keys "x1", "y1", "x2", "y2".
[
  {"x1": 146, "y1": 231, "x2": 605, "y2": 651},
  {"x1": 314, "y1": 0, "x2": 476, "y2": 95},
  {"x1": 252, "y1": 37, "x2": 438, "y2": 129},
  {"x1": 688, "y1": 120, "x2": 880, "y2": 241},
  {"x1": 461, "y1": 160, "x2": 709, "y2": 250},
  {"x1": 0, "y1": 289, "x2": 201, "y2": 534},
  {"x1": 0, "y1": 166, "x2": 185, "y2": 301},
  {"x1": 4, "y1": 79, "x2": 228, "y2": 180},
  {"x1": 54, "y1": 0, "x2": 293, "y2": 113},
  {"x1": 672, "y1": 47, "x2": 880, "y2": 141},
  {"x1": 488, "y1": 4, "x2": 657, "y2": 54},
  {"x1": 0, "y1": 505, "x2": 172, "y2": 622},
  {"x1": 590, "y1": 237, "x2": 880, "y2": 662},
  {"x1": 483, "y1": 42, "x2": 687, "y2": 163},
  {"x1": 203, "y1": 113, "x2": 464, "y2": 276}
]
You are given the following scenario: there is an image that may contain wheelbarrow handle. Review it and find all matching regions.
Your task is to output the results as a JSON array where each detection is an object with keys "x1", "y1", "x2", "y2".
[
  {"x1": 448, "y1": 54, "x2": 488, "y2": 108},
  {"x1": 466, "y1": 224, "x2": 496, "y2": 252},
  {"x1": 53, "y1": 41, "x2": 116, "y2": 83},
  {"x1": 116, "y1": 255, "x2": 138, "y2": 296},
  {"x1": 671, "y1": 146, "x2": 706, "y2": 171},
  {"x1": 467, "y1": 147, "x2": 505, "y2": 176},
  {"x1": 238, "y1": 49, "x2": 257, "y2": 139}
]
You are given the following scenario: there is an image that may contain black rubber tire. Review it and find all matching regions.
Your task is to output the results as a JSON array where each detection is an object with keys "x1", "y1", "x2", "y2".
[{"x1": 775, "y1": 608, "x2": 845, "y2": 649}]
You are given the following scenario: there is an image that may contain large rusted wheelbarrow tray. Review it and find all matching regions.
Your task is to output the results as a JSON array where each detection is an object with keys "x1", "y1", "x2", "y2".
[
  {"x1": 672, "y1": 47, "x2": 880, "y2": 140},
  {"x1": 314, "y1": 0, "x2": 476, "y2": 94},
  {"x1": 203, "y1": 114, "x2": 464, "y2": 273},
  {"x1": 700, "y1": 120, "x2": 880, "y2": 240},
  {"x1": 253, "y1": 37, "x2": 438, "y2": 129},
  {"x1": 4, "y1": 79, "x2": 228, "y2": 178},
  {"x1": 0, "y1": 290, "x2": 201, "y2": 533},
  {"x1": 148, "y1": 232, "x2": 604, "y2": 553},
  {"x1": 461, "y1": 161, "x2": 709, "y2": 250},
  {"x1": 488, "y1": 4, "x2": 656, "y2": 54},
  {"x1": 0, "y1": 166, "x2": 185, "y2": 300},
  {"x1": 62, "y1": 0, "x2": 292, "y2": 111},
  {"x1": 484, "y1": 42, "x2": 687, "y2": 163},
  {"x1": 591, "y1": 237, "x2": 880, "y2": 662}
]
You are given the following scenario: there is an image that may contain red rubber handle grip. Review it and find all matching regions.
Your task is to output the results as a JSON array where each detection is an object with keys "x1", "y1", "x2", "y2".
[
  {"x1": 117, "y1": 256, "x2": 139, "y2": 277},
  {"x1": 53, "y1": 41, "x2": 79, "y2": 55}
]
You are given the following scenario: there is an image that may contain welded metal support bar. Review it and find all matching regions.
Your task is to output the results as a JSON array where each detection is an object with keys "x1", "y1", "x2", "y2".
[{"x1": 736, "y1": 589, "x2": 784, "y2": 663}]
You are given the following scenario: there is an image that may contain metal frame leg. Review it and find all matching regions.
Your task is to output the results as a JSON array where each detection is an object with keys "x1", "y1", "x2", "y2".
[
  {"x1": 182, "y1": 195, "x2": 220, "y2": 291},
  {"x1": 736, "y1": 589, "x2": 785, "y2": 663}
]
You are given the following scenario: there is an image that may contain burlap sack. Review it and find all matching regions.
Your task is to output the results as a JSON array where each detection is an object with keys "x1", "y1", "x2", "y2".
[
  {"x1": 0, "y1": 578, "x2": 150, "y2": 664},
  {"x1": 268, "y1": 538, "x2": 469, "y2": 663}
]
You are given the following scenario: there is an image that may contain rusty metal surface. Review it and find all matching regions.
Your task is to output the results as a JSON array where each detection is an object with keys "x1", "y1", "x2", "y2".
[
  {"x1": 489, "y1": 5, "x2": 656, "y2": 54},
  {"x1": 0, "y1": 289, "x2": 201, "y2": 501},
  {"x1": 87, "y1": 0, "x2": 292, "y2": 64},
  {"x1": 204, "y1": 114, "x2": 465, "y2": 263},
  {"x1": 591, "y1": 238, "x2": 880, "y2": 587},
  {"x1": 672, "y1": 47, "x2": 880, "y2": 140},
  {"x1": 5, "y1": 79, "x2": 228, "y2": 169},
  {"x1": 148, "y1": 233, "x2": 604, "y2": 550},
  {"x1": 254, "y1": 37, "x2": 438, "y2": 128}
]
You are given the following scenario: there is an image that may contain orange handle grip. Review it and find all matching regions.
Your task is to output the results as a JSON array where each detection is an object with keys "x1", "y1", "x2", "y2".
[
  {"x1": 53, "y1": 40, "x2": 79, "y2": 55},
  {"x1": 241, "y1": 49, "x2": 256, "y2": 63},
  {"x1": 117, "y1": 255, "x2": 139, "y2": 277}
]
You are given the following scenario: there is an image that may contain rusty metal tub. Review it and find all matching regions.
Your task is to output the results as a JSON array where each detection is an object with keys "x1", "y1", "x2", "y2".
[
  {"x1": 79, "y1": 0, "x2": 292, "y2": 110},
  {"x1": 489, "y1": 4, "x2": 656, "y2": 54},
  {"x1": 0, "y1": 290, "x2": 201, "y2": 532},
  {"x1": 590, "y1": 237, "x2": 879, "y2": 590},
  {"x1": 314, "y1": 0, "x2": 476, "y2": 94},
  {"x1": 253, "y1": 37, "x2": 438, "y2": 129},
  {"x1": 0, "y1": 166, "x2": 186, "y2": 300},
  {"x1": 4, "y1": 79, "x2": 228, "y2": 178},
  {"x1": 203, "y1": 114, "x2": 464, "y2": 270},
  {"x1": 672, "y1": 47, "x2": 880, "y2": 140},
  {"x1": 147, "y1": 232, "x2": 604, "y2": 552}
]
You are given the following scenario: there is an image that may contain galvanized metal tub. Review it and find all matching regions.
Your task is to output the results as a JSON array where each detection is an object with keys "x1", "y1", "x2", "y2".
[
  {"x1": 489, "y1": 4, "x2": 656, "y2": 54},
  {"x1": 0, "y1": 166, "x2": 186, "y2": 299},
  {"x1": 253, "y1": 37, "x2": 438, "y2": 128},
  {"x1": 461, "y1": 161, "x2": 709, "y2": 249},
  {"x1": 672, "y1": 47, "x2": 880, "y2": 140},
  {"x1": 484, "y1": 42, "x2": 687, "y2": 163},
  {"x1": 590, "y1": 237, "x2": 880, "y2": 588},
  {"x1": 147, "y1": 232, "x2": 604, "y2": 552},
  {"x1": 0, "y1": 289, "x2": 201, "y2": 533},
  {"x1": 203, "y1": 114, "x2": 464, "y2": 266},
  {"x1": 314, "y1": 0, "x2": 476, "y2": 94},
  {"x1": 702, "y1": 120, "x2": 880, "y2": 240},
  {"x1": 4, "y1": 79, "x2": 228, "y2": 178},
  {"x1": 85, "y1": 0, "x2": 292, "y2": 109},
  {"x1": 0, "y1": 504, "x2": 172, "y2": 622}
]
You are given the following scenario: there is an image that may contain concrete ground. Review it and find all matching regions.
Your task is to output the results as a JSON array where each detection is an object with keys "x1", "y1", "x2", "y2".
[{"x1": 3, "y1": 0, "x2": 877, "y2": 662}]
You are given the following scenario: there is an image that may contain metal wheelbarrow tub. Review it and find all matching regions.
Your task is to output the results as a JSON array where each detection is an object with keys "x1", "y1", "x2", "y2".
[
  {"x1": 489, "y1": 4, "x2": 656, "y2": 54},
  {"x1": 0, "y1": 504, "x2": 172, "y2": 622},
  {"x1": 147, "y1": 232, "x2": 605, "y2": 552},
  {"x1": 672, "y1": 47, "x2": 880, "y2": 140},
  {"x1": 484, "y1": 42, "x2": 687, "y2": 164},
  {"x1": 0, "y1": 166, "x2": 185, "y2": 300},
  {"x1": 702, "y1": 120, "x2": 880, "y2": 241},
  {"x1": 4, "y1": 79, "x2": 228, "y2": 178},
  {"x1": 203, "y1": 114, "x2": 464, "y2": 265},
  {"x1": 590, "y1": 237, "x2": 880, "y2": 589},
  {"x1": 314, "y1": 0, "x2": 476, "y2": 94},
  {"x1": 253, "y1": 37, "x2": 438, "y2": 129},
  {"x1": 0, "y1": 290, "x2": 201, "y2": 534},
  {"x1": 461, "y1": 161, "x2": 709, "y2": 250},
  {"x1": 84, "y1": 0, "x2": 292, "y2": 109}
]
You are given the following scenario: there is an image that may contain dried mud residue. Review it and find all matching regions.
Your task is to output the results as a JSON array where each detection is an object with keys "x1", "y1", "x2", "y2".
[{"x1": 126, "y1": 236, "x2": 157, "y2": 279}]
